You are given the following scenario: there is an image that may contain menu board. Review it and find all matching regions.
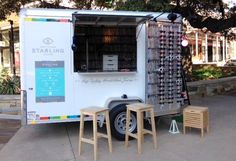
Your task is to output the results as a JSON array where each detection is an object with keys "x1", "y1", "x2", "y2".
[{"x1": 35, "y1": 61, "x2": 65, "y2": 103}]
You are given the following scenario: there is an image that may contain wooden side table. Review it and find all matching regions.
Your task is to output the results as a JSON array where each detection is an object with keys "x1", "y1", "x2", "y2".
[{"x1": 183, "y1": 106, "x2": 209, "y2": 137}]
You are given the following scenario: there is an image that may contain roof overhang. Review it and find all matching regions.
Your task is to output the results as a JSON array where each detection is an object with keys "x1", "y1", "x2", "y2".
[{"x1": 72, "y1": 12, "x2": 153, "y2": 26}]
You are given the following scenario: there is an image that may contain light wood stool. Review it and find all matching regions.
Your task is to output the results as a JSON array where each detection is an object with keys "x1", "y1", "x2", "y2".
[
  {"x1": 125, "y1": 103, "x2": 157, "y2": 154},
  {"x1": 78, "y1": 107, "x2": 112, "y2": 161},
  {"x1": 183, "y1": 106, "x2": 209, "y2": 137}
]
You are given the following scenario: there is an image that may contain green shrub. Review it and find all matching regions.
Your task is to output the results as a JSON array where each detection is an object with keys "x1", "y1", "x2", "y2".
[
  {"x1": 0, "y1": 67, "x2": 20, "y2": 94},
  {"x1": 192, "y1": 66, "x2": 223, "y2": 80},
  {"x1": 0, "y1": 67, "x2": 9, "y2": 81}
]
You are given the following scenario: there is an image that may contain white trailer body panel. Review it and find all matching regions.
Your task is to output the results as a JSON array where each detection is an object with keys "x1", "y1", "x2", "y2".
[
  {"x1": 20, "y1": 12, "x2": 75, "y2": 123},
  {"x1": 20, "y1": 8, "x2": 183, "y2": 125},
  {"x1": 20, "y1": 9, "x2": 149, "y2": 124}
]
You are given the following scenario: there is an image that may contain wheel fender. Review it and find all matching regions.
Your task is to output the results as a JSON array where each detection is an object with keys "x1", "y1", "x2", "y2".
[{"x1": 105, "y1": 96, "x2": 143, "y2": 110}]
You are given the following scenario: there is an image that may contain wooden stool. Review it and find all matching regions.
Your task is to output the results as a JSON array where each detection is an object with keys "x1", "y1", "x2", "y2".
[
  {"x1": 78, "y1": 107, "x2": 112, "y2": 161},
  {"x1": 183, "y1": 106, "x2": 209, "y2": 137},
  {"x1": 125, "y1": 103, "x2": 157, "y2": 154}
]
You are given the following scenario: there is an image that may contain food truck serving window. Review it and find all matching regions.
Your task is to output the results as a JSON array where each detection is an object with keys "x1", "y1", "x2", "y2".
[{"x1": 72, "y1": 12, "x2": 152, "y2": 73}]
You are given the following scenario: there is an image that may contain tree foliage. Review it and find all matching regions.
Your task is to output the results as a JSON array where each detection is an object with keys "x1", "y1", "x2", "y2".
[
  {"x1": 0, "y1": 0, "x2": 236, "y2": 33},
  {"x1": 116, "y1": 0, "x2": 236, "y2": 33},
  {"x1": 72, "y1": 0, "x2": 115, "y2": 9},
  {"x1": 0, "y1": 0, "x2": 115, "y2": 20},
  {"x1": 0, "y1": 0, "x2": 27, "y2": 20}
]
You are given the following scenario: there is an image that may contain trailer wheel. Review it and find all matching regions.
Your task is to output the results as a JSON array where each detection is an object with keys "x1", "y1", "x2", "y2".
[{"x1": 109, "y1": 104, "x2": 137, "y2": 141}]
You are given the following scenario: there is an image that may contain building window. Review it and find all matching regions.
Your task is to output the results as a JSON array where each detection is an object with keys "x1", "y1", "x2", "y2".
[
  {"x1": 0, "y1": 29, "x2": 20, "y2": 74},
  {"x1": 2, "y1": 30, "x2": 9, "y2": 47},
  {"x1": 14, "y1": 30, "x2": 19, "y2": 43},
  {"x1": 2, "y1": 48, "x2": 10, "y2": 68}
]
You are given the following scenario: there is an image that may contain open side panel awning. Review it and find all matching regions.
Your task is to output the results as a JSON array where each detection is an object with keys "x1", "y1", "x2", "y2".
[{"x1": 72, "y1": 12, "x2": 153, "y2": 26}]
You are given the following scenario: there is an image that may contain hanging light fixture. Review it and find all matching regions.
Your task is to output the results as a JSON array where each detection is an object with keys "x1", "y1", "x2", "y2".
[
  {"x1": 181, "y1": 35, "x2": 189, "y2": 47},
  {"x1": 167, "y1": 12, "x2": 178, "y2": 23}
]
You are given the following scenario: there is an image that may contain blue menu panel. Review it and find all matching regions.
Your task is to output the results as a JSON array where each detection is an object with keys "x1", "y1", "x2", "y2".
[{"x1": 35, "y1": 61, "x2": 65, "y2": 103}]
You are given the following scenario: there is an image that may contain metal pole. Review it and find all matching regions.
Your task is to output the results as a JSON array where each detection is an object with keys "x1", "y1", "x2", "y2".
[
  {"x1": 8, "y1": 20, "x2": 16, "y2": 75},
  {"x1": 21, "y1": 90, "x2": 27, "y2": 126}
]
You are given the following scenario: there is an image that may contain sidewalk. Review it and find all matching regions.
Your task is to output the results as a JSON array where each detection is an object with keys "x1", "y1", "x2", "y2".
[
  {"x1": 0, "y1": 94, "x2": 236, "y2": 161},
  {"x1": 0, "y1": 119, "x2": 20, "y2": 151}
]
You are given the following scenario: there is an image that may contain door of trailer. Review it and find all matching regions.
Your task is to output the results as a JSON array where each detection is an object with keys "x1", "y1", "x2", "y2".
[
  {"x1": 20, "y1": 15, "x2": 74, "y2": 124},
  {"x1": 146, "y1": 20, "x2": 184, "y2": 116}
]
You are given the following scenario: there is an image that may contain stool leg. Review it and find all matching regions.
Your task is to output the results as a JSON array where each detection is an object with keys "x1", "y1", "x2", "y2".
[
  {"x1": 207, "y1": 111, "x2": 210, "y2": 133},
  {"x1": 183, "y1": 115, "x2": 186, "y2": 134},
  {"x1": 93, "y1": 114, "x2": 98, "y2": 161},
  {"x1": 201, "y1": 128, "x2": 204, "y2": 137},
  {"x1": 125, "y1": 109, "x2": 131, "y2": 148},
  {"x1": 141, "y1": 111, "x2": 144, "y2": 143},
  {"x1": 201, "y1": 114, "x2": 204, "y2": 137},
  {"x1": 137, "y1": 111, "x2": 142, "y2": 154},
  {"x1": 105, "y1": 111, "x2": 112, "y2": 153},
  {"x1": 150, "y1": 109, "x2": 157, "y2": 149},
  {"x1": 78, "y1": 113, "x2": 85, "y2": 155}
]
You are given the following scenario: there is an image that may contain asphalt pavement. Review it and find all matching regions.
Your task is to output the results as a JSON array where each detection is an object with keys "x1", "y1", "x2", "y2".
[
  {"x1": 0, "y1": 93, "x2": 236, "y2": 161},
  {"x1": 0, "y1": 119, "x2": 21, "y2": 151}
]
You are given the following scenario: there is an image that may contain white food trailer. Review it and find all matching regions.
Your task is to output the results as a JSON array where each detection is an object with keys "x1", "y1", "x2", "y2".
[{"x1": 20, "y1": 8, "x2": 184, "y2": 140}]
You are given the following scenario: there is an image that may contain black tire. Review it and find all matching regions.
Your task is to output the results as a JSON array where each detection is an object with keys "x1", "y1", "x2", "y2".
[{"x1": 109, "y1": 104, "x2": 137, "y2": 141}]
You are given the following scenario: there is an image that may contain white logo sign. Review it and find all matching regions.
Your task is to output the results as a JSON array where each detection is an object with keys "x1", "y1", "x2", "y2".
[{"x1": 43, "y1": 37, "x2": 54, "y2": 45}]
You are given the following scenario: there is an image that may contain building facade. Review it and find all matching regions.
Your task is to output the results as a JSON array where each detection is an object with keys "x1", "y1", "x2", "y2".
[
  {"x1": 186, "y1": 28, "x2": 236, "y2": 66},
  {"x1": 0, "y1": 13, "x2": 20, "y2": 75}
]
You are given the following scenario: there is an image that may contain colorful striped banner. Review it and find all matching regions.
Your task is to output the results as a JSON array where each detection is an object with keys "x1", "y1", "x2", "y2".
[
  {"x1": 39, "y1": 115, "x2": 80, "y2": 121},
  {"x1": 24, "y1": 17, "x2": 70, "y2": 23}
]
